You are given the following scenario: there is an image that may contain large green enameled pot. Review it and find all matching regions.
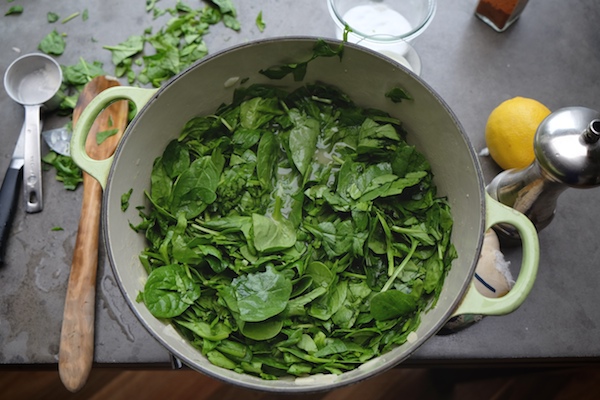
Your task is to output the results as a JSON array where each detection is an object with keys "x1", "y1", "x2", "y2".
[{"x1": 71, "y1": 38, "x2": 539, "y2": 393}]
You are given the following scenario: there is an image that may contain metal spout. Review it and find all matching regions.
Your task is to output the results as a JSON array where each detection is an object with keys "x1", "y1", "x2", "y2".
[{"x1": 583, "y1": 119, "x2": 600, "y2": 144}]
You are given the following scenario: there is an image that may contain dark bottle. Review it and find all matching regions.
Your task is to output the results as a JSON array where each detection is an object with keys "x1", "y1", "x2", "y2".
[{"x1": 475, "y1": 0, "x2": 529, "y2": 32}]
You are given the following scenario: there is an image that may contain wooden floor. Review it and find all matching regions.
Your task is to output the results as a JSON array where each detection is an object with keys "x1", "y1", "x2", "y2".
[{"x1": 2, "y1": 366, "x2": 600, "y2": 399}]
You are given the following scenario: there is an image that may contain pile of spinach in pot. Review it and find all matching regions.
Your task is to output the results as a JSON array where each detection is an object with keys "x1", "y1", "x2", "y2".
[{"x1": 132, "y1": 82, "x2": 457, "y2": 379}]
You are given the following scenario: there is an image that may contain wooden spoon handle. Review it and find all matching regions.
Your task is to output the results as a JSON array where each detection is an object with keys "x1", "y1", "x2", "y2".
[
  {"x1": 58, "y1": 76, "x2": 128, "y2": 392},
  {"x1": 58, "y1": 173, "x2": 102, "y2": 392}
]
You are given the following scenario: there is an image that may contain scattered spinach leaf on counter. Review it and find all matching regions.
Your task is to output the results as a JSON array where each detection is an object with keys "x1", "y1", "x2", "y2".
[
  {"x1": 47, "y1": 12, "x2": 59, "y2": 23},
  {"x1": 146, "y1": 0, "x2": 158, "y2": 12},
  {"x1": 33, "y1": 0, "x2": 244, "y2": 191},
  {"x1": 62, "y1": 58, "x2": 106, "y2": 86},
  {"x1": 210, "y1": 0, "x2": 236, "y2": 15},
  {"x1": 42, "y1": 151, "x2": 83, "y2": 191},
  {"x1": 103, "y1": 0, "x2": 240, "y2": 87},
  {"x1": 38, "y1": 29, "x2": 66, "y2": 55},
  {"x1": 132, "y1": 82, "x2": 456, "y2": 379},
  {"x1": 256, "y1": 11, "x2": 265, "y2": 32},
  {"x1": 57, "y1": 58, "x2": 107, "y2": 114},
  {"x1": 5, "y1": 5, "x2": 23, "y2": 16},
  {"x1": 103, "y1": 35, "x2": 144, "y2": 67}
]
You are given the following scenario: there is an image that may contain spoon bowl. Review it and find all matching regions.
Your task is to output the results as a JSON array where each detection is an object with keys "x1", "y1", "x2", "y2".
[{"x1": 4, "y1": 53, "x2": 62, "y2": 212}]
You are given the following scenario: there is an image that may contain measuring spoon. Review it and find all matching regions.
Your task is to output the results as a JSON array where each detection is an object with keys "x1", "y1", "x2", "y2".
[{"x1": 4, "y1": 53, "x2": 62, "y2": 213}]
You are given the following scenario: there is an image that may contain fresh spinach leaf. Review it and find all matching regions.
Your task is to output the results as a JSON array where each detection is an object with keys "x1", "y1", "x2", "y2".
[
  {"x1": 142, "y1": 264, "x2": 201, "y2": 318},
  {"x1": 305, "y1": 261, "x2": 334, "y2": 288},
  {"x1": 57, "y1": 58, "x2": 107, "y2": 116},
  {"x1": 47, "y1": 12, "x2": 59, "y2": 23},
  {"x1": 62, "y1": 58, "x2": 106, "y2": 86},
  {"x1": 289, "y1": 110, "x2": 319, "y2": 178},
  {"x1": 121, "y1": 188, "x2": 133, "y2": 212},
  {"x1": 42, "y1": 151, "x2": 83, "y2": 190},
  {"x1": 103, "y1": 35, "x2": 144, "y2": 66},
  {"x1": 252, "y1": 211, "x2": 296, "y2": 253},
  {"x1": 96, "y1": 128, "x2": 119, "y2": 145},
  {"x1": 240, "y1": 97, "x2": 281, "y2": 129},
  {"x1": 176, "y1": 319, "x2": 231, "y2": 341},
  {"x1": 5, "y1": 5, "x2": 23, "y2": 15},
  {"x1": 162, "y1": 140, "x2": 191, "y2": 179},
  {"x1": 38, "y1": 30, "x2": 66, "y2": 55},
  {"x1": 256, "y1": 11, "x2": 265, "y2": 32},
  {"x1": 232, "y1": 265, "x2": 292, "y2": 322},
  {"x1": 385, "y1": 87, "x2": 413, "y2": 103},
  {"x1": 256, "y1": 130, "x2": 278, "y2": 190},
  {"x1": 171, "y1": 156, "x2": 220, "y2": 218},
  {"x1": 370, "y1": 290, "x2": 417, "y2": 321},
  {"x1": 259, "y1": 39, "x2": 343, "y2": 81},
  {"x1": 209, "y1": 0, "x2": 237, "y2": 15}
]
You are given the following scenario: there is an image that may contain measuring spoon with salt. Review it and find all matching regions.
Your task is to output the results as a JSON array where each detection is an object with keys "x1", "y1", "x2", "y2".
[{"x1": 4, "y1": 53, "x2": 62, "y2": 212}]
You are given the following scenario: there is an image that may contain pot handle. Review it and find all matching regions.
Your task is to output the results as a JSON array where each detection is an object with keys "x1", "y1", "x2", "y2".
[
  {"x1": 70, "y1": 87, "x2": 158, "y2": 189},
  {"x1": 451, "y1": 194, "x2": 539, "y2": 317}
]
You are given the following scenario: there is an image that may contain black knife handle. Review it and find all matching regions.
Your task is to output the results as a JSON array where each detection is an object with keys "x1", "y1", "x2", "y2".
[{"x1": 0, "y1": 167, "x2": 23, "y2": 266}]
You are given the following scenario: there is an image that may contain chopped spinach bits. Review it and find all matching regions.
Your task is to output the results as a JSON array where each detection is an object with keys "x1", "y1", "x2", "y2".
[{"x1": 134, "y1": 83, "x2": 456, "y2": 379}]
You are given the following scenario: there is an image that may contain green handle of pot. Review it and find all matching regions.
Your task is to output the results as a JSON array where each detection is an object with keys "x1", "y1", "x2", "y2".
[
  {"x1": 451, "y1": 194, "x2": 539, "y2": 317},
  {"x1": 71, "y1": 87, "x2": 158, "y2": 189}
]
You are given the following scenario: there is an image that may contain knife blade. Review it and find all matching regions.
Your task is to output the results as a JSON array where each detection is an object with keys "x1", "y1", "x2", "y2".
[{"x1": 0, "y1": 123, "x2": 26, "y2": 265}]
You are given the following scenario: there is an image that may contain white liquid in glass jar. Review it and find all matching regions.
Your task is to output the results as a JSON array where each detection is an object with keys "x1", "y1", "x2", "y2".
[
  {"x1": 338, "y1": 4, "x2": 418, "y2": 73},
  {"x1": 341, "y1": 4, "x2": 412, "y2": 38}
]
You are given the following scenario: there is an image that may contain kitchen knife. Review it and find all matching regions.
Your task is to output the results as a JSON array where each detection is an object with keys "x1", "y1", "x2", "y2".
[{"x1": 0, "y1": 123, "x2": 25, "y2": 265}]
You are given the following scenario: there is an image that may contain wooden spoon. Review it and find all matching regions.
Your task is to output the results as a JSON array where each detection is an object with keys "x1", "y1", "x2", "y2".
[{"x1": 58, "y1": 76, "x2": 128, "y2": 393}]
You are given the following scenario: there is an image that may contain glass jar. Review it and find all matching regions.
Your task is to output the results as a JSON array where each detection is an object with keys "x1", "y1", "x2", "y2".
[{"x1": 475, "y1": 0, "x2": 529, "y2": 32}]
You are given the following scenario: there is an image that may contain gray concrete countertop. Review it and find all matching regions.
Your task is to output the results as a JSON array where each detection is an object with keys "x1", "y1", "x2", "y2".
[{"x1": 1, "y1": 0, "x2": 599, "y2": 368}]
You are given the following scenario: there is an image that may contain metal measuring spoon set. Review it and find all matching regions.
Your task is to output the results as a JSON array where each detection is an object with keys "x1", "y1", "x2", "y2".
[{"x1": 0, "y1": 53, "x2": 62, "y2": 263}]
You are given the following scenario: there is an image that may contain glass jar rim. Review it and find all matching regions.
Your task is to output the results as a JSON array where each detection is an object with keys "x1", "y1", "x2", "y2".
[{"x1": 327, "y1": 0, "x2": 437, "y2": 42}]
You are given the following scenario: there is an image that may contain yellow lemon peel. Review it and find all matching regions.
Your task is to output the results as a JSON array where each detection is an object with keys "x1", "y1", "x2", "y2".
[{"x1": 485, "y1": 96, "x2": 551, "y2": 170}]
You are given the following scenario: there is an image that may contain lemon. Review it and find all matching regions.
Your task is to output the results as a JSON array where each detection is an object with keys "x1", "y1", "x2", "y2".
[{"x1": 485, "y1": 96, "x2": 551, "y2": 170}]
